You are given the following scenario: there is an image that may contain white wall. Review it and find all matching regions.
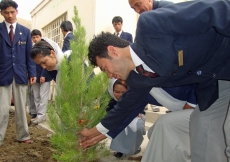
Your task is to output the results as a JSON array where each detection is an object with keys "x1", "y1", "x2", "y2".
[{"x1": 95, "y1": 0, "x2": 137, "y2": 38}]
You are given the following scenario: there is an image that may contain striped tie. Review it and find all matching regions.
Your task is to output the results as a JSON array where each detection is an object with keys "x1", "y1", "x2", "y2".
[
  {"x1": 9, "y1": 25, "x2": 14, "y2": 44},
  {"x1": 136, "y1": 64, "x2": 159, "y2": 78}
]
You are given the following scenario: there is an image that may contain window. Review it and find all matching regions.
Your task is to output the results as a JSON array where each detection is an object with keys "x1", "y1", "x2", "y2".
[
  {"x1": 42, "y1": 13, "x2": 67, "y2": 47},
  {"x1": 42, "y1": 13, "x2": 67, "y2": 101}
]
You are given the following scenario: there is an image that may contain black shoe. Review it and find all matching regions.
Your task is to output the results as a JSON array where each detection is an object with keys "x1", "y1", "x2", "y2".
[
  {"x1": 114, "y1": 152, "x2": 123, "y2": 158},
  {"x1": 30, "y1": 114, "x2": 37, "y2": 119}
]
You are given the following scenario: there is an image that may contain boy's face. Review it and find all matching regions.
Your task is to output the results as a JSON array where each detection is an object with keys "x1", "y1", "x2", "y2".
[
  {"x1": 113, "y1": 22, "x2": 122, "y2": 33},
  {"x1": 33, "y1": 51, "x2": 57, "y2": 71},
  {"x1": 1, "y1": 6, "x2": 18, "y2": 24},
  {"x1": 32, "y1": 35, "x2": 42, "y2": 44}
]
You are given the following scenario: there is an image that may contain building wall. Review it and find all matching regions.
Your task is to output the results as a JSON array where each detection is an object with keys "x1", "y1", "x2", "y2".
[
  {"x1": 31, "y1": 0, "x2": 137, "y2": 43},
  {"x1": 94, "y1": 0, "x2": 137, "y2": 37},
  {"x1": 0, "y1": 16, "x2": 31, "y2": 29}
]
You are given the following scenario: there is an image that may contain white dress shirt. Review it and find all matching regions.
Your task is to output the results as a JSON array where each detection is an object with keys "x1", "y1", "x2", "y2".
[
  {"x1": 114, "y1": 31, "x2": 122, "y2": 37},
  {"x1": 5, "y1": 21, "x2": 16, "y2": 34}
]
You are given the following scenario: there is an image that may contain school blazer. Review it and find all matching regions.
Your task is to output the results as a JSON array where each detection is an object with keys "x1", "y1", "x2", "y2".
[
  {"x1": 36, "y1": 65, "x2": 56, "y2": 83},
  {"x1": 0, "y1": 22, "x2": 36, "y2": 85},
  {"x1": 62, "y1": 32, "x2": 74, "y2": 52},
  {"x1": 120, "y1": 31, "x2": 133, "y2": 43}
]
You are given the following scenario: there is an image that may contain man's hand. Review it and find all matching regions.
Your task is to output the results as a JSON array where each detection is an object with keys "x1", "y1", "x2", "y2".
[
  {"x1": 80, "y1": 133, "x2": 106, "y2": 149},
  {"x1": 40, "y1": 77, "x2": 46, "y2": 84},
  {"x1": 78, "y1": 127, "x2": 106, "y2": 149},
  {"x1": 30, "y1": 77, "x2": 36, "y2": 85},
  {"x1": 79, "y1": 127, "x2": 101, "y2": 139}
]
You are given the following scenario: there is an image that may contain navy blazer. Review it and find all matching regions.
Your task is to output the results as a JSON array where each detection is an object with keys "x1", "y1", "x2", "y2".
[
  {"x1": 36, "y1": 65, "x2": 57, "y2": 83},
  {"x1": 101, "y1": 0, "x2": 230, "y2": 132},
  {"x1": 120, "y1": 31, "x2": 133, "y2": 43},
  {"x1": 0, "y1": 22, "x2": 36, "y2": 85},
  {"x1": 153, "y1": 0, "x2": 173, "y2": 9},
  {"x1": 62, "y1": 32, "x2": 74, "y2": 52},
  {"x1": 107, "y1": 84, "x2": 197, "y2": 138}
]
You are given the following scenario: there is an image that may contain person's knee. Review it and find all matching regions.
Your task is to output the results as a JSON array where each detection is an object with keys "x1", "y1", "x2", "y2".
[
  {"x1": 147, "y1": 113, "x2": 182, "y2": 138},
  {"x1": 157, "y1": 113, "x2": 177, "y2": 125}
]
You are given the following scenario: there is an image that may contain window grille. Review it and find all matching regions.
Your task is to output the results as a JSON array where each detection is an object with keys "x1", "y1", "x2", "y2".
[
  {"x1": 42, "y1": 13, "x2": 67, "y2": 48},
  {"x1": 42, "y1": 13, "x2": 67, "y2": 101}
]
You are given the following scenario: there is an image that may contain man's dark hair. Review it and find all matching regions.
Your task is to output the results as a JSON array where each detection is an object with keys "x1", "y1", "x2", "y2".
[
  {"x1": 60, "y1": 21, "x2": 73, "y2": 32},
  {"x1": 112, "y1": 16, "x2": 123, "y2": 24},
  {"x1": 30, "y1": 40, "x2": 54, "y2": 59},
  {"x1": 31, "y1": 29, "x2": 42, "y2": 37},
  {"x1": 88, "y1": 32, "x2": 130, "y2": 67},
  {"x1": 0, "y1": 0, "x2": 18, "y2": 10}
]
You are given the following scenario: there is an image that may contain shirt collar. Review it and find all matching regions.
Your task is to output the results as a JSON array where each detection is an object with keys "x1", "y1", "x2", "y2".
[
  {"x1": 129, "y1": 46, "x2": 143, "y2": 68},
  {"x1": 129, "y1": 45, "x2": 155, "y2": 73},
  {"x1": 64, "y1": 31, "x2": 72, "y2": 39},
  {"x1": 4, "y1": 21, "x2": 17, "y2": 31},
  {"x1": 115, "y1": 31, "x2": 122, "y2": 37}
]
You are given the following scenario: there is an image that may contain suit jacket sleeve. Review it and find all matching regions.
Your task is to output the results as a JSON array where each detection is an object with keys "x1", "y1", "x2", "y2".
[
  {"x1": 101, "y1": 84, "x2": 151, "y2": 132},
  {"x1": 129, "y1": 35, "x2": 133, "y2": 43},
  {"x1": 26, "y1": 29, "x2": 36, "y2": 77},
  {"x1": 62, "y1": 37, "x2": 70, "y2": 52},
  {"x1": 106, "y1": 96, "x2": 148, "y2": 138},
  {"x1": 41, "y1": 68, "x2": 53, "y2": 82},
  {"x1": 62, "y1": 33, "x2": 74, "y2": 52},
  {"x1": 127, "y1": 33, "x2": 133, "y2": 43},
  {"x1": 138, "y1": 0, "x2": 230, "y2": 36},
  {"x1": 41, "y1": 68, "x2": 48, "y2": 78}
]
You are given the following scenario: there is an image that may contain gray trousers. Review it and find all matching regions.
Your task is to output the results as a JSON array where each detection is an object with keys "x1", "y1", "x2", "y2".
[
  {"x1": 27, "y1": 85, "x2": 36, "y2": 115},
  {"x1": 110, "y1": 117, "x2": 146, "y2": 154},
  {"x1": 190, "y1": 80, "x2": 230, "y2": 162},
  {"x1": 0, "y1": 78, "x2": 30, "y2": 146},
  {"x1": 32, "y1": 82, "x2": 50, "y2": 120},
  {"x1": 141, "y1": 109, "x2": 193, "y2": 162}
]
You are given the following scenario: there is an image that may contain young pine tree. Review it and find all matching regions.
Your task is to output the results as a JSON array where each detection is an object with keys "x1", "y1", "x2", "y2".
[{"x1": 48, "y1": 6, "x2": 110, "y2": 162}]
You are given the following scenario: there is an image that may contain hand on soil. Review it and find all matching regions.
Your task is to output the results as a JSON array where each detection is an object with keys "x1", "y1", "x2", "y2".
[{"x1": 79, "y1": 134, "x2": 106, "y2": 149}]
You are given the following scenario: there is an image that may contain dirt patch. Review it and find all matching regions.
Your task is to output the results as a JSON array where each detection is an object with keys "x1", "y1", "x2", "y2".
[
  {"x1": 0, "y1": 111, "x2": 57, "y2": 162},
  {"x1": 128, "y1": 156, "x2": 142, "y2": 161}
]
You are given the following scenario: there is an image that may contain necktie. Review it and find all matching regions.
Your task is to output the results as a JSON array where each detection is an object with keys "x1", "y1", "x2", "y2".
[
  {"x1": 9, "y1": 25, "x2": 14, "y2": 44},
  {"x1": 116, "y1": 32, "x2": 119, "y2": 37},
  {"x1": 136, "y1": 64, "x2": 159, "y2": 78}
]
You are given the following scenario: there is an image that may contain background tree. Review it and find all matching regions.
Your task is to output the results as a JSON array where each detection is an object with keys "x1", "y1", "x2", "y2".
[{"x1": 48, "y1": 6, "x2": 110, "y2": 162}]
